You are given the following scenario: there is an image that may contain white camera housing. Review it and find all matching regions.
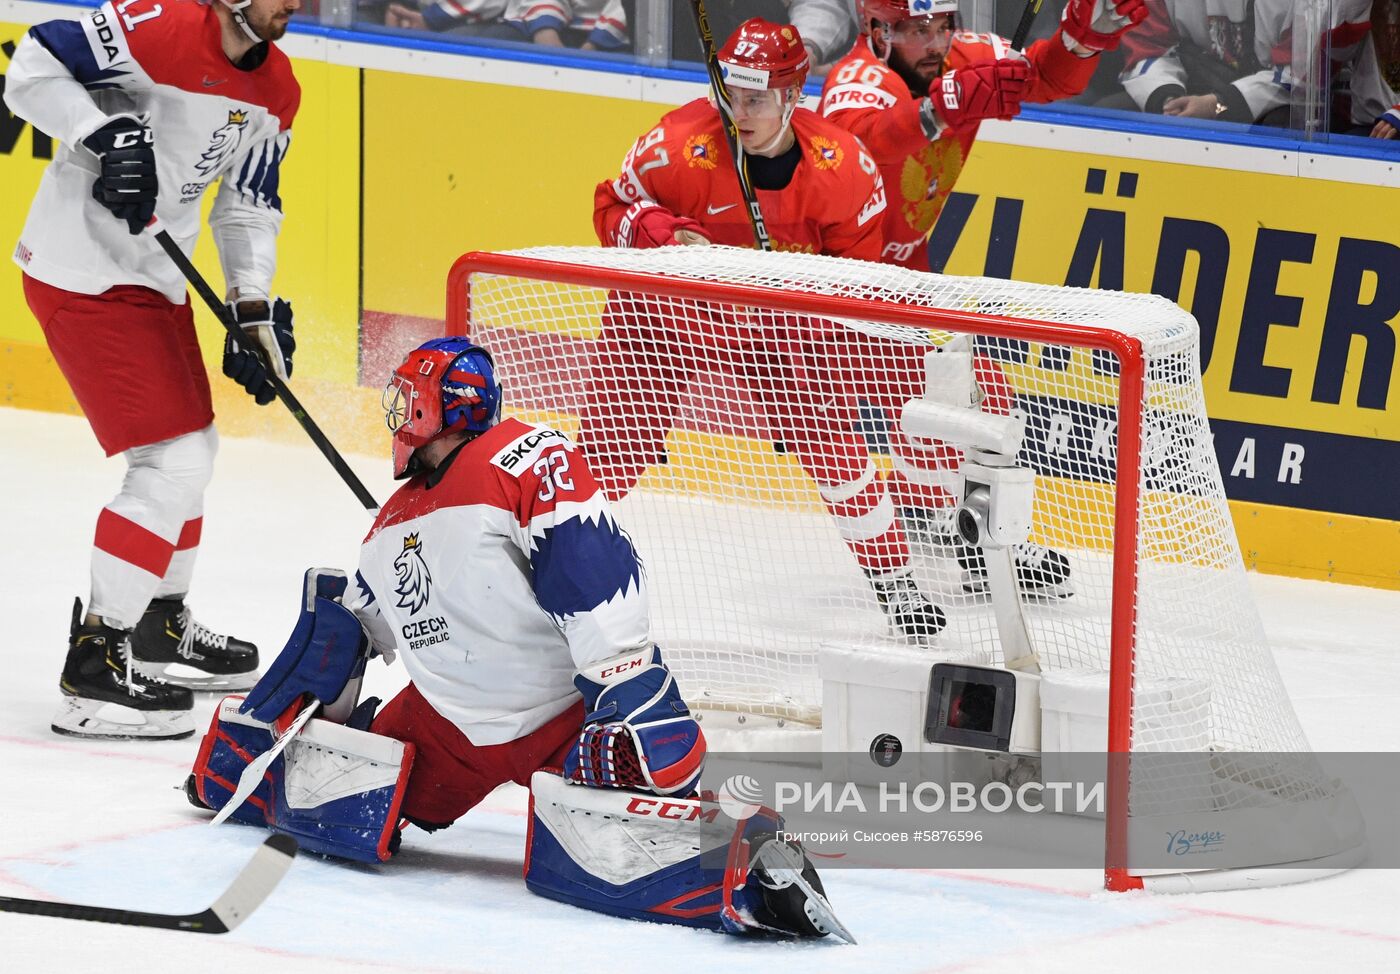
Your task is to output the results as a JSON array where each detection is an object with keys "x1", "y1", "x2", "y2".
[{"x1": 957, "y1": 462, "x2": 1035, "y2": 550}]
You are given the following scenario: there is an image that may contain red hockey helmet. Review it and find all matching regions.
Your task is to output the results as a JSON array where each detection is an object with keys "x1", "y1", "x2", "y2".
[
  {"x1": 717, "y1": 18, "x2": 810, "y2": 92},
  {"x1": 383, "y1": 338, "x2": 501, "y2": 479},
  {"x1": 860, "y1": 0, "x2": 959, "y2": 34}
]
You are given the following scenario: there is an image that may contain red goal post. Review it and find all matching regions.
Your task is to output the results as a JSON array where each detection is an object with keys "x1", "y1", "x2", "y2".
[{"x1": 445, "y1": 246, "x2": 1364, "y2": 893}]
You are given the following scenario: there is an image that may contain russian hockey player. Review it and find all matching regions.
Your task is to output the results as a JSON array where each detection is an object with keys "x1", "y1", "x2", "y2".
[
  {"x1": 586, "y1": 17, "x2": 949, "y2": 641},
  {"x1": 816, "y1": 0, "x2": 1138, "y2": 593}
]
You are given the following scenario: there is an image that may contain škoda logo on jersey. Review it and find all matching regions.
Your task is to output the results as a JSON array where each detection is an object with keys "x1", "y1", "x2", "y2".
[
  {"x1": 809, "y1": 136, "x2": 845, "y2": 171},
  {"x1": 684, "y1": 133, "x2": 718, "y2": 170},
  {"x1": 195, "y1": 109, "x2": 251, "y2": 178},
  {"x1": 492, "y1": 427, "x2": 569, "y2": 474},
  {"x1": 393, "y1": 533, "x2": 432, "y2": 615}
]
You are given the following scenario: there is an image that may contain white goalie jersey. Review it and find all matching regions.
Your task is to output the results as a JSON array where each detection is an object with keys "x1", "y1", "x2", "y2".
[{"x1": 350, "y1": 419, "x2": 654, "y2": 746}]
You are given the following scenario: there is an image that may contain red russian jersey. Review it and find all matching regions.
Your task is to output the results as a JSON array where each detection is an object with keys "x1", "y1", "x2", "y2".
[
  {"x1": 819, "y1": 31, "x2": 1097, "y2": 269},
  {"x1": 594, "y1": 98, "x2": 888, "y2": 262}
]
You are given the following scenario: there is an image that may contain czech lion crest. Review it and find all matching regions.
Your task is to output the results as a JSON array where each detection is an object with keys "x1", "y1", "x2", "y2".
[
  {"x1": 393, "y1": 533, "x2": 432, "y2": 614},
  {"x1": 195, "y1": 109, "x2": 251, "y2": 178}
]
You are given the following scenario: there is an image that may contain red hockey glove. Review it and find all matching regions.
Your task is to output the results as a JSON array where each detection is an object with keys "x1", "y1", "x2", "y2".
[
  {"x1": 616, "y1": 202, "x2": 712, "y2": 249},
  {"x1": 931, "y1": 59, "x2": 1030, "y2": 131},
  {"x1": 1060, "y1": 0, "x2": 1148, "y2": 53}
]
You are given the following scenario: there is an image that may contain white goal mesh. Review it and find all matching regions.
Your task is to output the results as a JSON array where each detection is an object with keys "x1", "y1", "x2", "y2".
[{"x1": 452, "y1": 246, "x2": 1360, "y2": 885}]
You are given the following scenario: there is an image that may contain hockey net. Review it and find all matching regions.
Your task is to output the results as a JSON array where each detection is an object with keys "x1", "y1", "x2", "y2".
[{"x1": 449, "y1": 246, "x2": 1363, "y2": 889}]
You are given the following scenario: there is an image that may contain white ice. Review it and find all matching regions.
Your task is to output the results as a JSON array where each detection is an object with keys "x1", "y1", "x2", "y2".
[{"x1": 1, "y1": 407, "x2": 1396, "y2": 973}]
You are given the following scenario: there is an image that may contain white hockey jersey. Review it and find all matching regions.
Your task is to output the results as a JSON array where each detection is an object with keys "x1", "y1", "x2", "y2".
[
  {"x1": 350, "y1": 418, "x2": 654, "y2": 746},
  {"x1": 4, "y1": 0, "x2": 298, "y2": 303},
  {"x1": 1119, "y1": 0, "x2": 1295, "y2": 121}
]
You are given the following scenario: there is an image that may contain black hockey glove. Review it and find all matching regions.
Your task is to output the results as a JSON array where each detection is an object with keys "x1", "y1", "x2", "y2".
[
  {"x1": 223, "y1": 298, "x2": 295, "y2": 406},
  {"x1": 81, "y1": 115, "x2": 158, "y2": 235}
]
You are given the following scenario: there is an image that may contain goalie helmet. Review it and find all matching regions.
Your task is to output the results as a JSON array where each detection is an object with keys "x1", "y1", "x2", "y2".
[
  {"x1": 860, "y1": 0, "x2": 960, "y2": 34},
  {"x1": 383, "y1": 337, "x2": 502, "y2": 480},
  {"x1": 717, "y1": 18, "x2": 810, "y2": 92}
]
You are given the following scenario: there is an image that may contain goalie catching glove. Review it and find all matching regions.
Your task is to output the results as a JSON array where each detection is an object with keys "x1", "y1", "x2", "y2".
[{"x1": 564, "y1": 646, "x2": 707, "y2": 796}]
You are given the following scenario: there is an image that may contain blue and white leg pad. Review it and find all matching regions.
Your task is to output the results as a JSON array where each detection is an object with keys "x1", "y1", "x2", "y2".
[
  {"x1": 192, "y1": 696, "x2": 414, "y2": 863},
  {"x1": 525, "y1": 771, "x2": 796, "y2": 935}
]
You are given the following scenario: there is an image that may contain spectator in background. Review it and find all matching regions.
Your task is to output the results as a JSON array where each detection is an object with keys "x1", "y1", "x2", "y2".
[
  {"x1": 1327, "y1": 0, "x2": 1399, "y2": 137},
  {"x1": 382, "y1": 0, "x2": 517, "y2": 36},
  {"x1": 788, "y1": 0, "x2": 859, "y2": 72},
  {"x1": 1109, "y1": 0, "x2": 1296, "y2": 124},
  {"x1": 506, "y1": 0, "x2": 629, "y2": 50},
  {"x1": 1108, "y1": 0, "x2": 1399, "y2": 136}
]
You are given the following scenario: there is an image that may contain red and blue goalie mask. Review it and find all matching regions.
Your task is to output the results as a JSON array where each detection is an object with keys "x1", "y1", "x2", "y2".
[{"x1": 383, "y1": 338, "x2": 502, "y2": 479}]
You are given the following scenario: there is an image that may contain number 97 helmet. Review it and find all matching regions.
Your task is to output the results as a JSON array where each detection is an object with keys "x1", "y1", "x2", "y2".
[
  {"x1": 382, "y1": 337, "x2": 502, "y2": 480},
  {"x1": 717, "y1": 18, "x2": 809, "y2": 149}
]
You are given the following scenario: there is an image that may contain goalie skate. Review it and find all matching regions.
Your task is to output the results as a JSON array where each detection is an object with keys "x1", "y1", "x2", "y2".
[{"x1": 743, "y1": 835, "x2": 856, "y2": 944}]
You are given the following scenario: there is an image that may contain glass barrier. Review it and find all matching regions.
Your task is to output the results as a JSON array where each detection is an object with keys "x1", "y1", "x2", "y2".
[
  {"x1": 312, "y1": 0, "x2": 1397, "y2": 150},
  {"x1": 338, "y1": 0, "x2": 636, "y2": 58}
]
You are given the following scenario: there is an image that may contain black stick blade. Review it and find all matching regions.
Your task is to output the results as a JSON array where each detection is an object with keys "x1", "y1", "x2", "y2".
[{"x1": 0, "y1": 835, "x2": 298, "y2": 935}]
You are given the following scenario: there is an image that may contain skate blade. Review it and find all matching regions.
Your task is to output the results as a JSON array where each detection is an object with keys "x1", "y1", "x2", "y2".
[
  {"x1": 960, "y1": 576, "x2": 1075, "y2": 601},
  {"x1": 130, "y1": 659, "x2": 259, "y2": 693},
  {"x1": 51, "y1": 697, "x2": 195, "y2": 740}
]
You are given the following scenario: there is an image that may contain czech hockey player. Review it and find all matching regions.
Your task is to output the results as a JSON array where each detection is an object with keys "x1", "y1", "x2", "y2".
[
  {"x1": 187, "y1": 337, "x2": 851, "y2": 940},
  {"x1": 5, "y1": 0, "x2": 305, "y2": 737}
]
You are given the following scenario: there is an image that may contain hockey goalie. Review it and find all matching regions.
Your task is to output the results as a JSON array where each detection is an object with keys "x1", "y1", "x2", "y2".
[{"x1": 185, "y1": 337, "x2": 851, "y2": 941}]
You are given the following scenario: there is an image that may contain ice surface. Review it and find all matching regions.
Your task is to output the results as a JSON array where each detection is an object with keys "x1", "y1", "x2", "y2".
[{"x1": 0, "y1": 408, "x2": 1396, "y2": 972}]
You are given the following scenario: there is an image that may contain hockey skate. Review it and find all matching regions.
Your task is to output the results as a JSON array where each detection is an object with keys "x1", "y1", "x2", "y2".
[
  {"x1": 900, "y1": 508, "x2": 1073, "y2": 598},
  {"x1": 956, "y1": 542, "x2": 1072, "y2": 598},
  {"x1": 744, "y1": 835, "x2": 855, "y2": 943},
  {"x1": 128, "y1": 596, "x2": 260, "y2": 691},
  {"x1": 53, "y1": 598, "x2": 195, "y2": 740},
  {"x1": 869, "y1": 571, "x2": 947, "y2": 641}
]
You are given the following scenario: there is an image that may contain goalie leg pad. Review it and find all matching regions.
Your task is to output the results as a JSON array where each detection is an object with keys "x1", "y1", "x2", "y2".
[
  {"x1": 524, "y1": 772, "x2": 846, "y2": 939},
  {"x1": 191, "y1": 695, "x2": 282, "y2": 828},
  {"x1": 192, "y1": 696, "x2": 414, "y2": 862}
]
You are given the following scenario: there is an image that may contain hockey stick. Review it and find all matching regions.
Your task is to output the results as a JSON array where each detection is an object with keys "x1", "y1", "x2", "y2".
[
  {"x1": 1011, "y1": 0, "x2": 1044, "y2": 50},
  {"x1": 0, "y1": 834, "x2": 297, "y2": 933},
  {"x1": 148, "y1": 223, "x2": 379, "y2": 512},
  {"x1": 685, "y1": 0, "x2": 772, "y2": 251}
]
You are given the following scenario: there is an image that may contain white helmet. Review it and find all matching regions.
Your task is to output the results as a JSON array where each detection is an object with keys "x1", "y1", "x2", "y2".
[{"x1": 860, "y1": 0, "x2": 960, "y2": 34}]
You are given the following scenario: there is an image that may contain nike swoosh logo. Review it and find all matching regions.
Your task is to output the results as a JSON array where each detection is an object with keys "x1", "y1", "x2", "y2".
[
  {"x1": 202, "y1": 76, "x2": 226, "y2": 87},
  {"x1": 706, "y1": 203, "x2": 738, "y2": 215}
]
